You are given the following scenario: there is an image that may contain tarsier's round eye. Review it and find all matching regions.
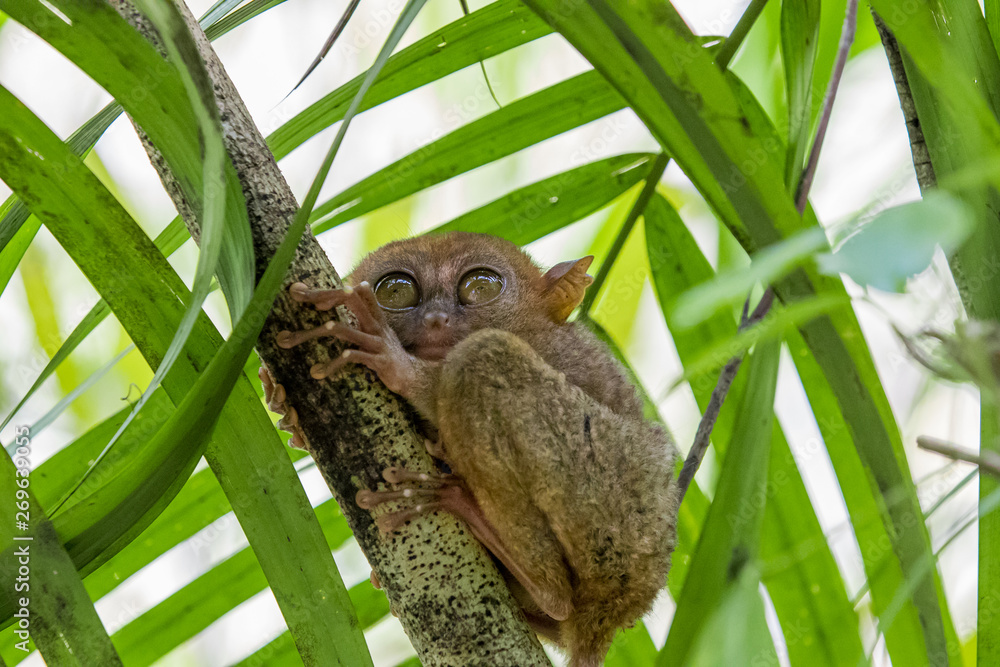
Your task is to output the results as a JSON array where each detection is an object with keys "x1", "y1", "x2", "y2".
[
  {"x1": 374, "y1": 273, "x2": 420, "y2": 310},
  {"x1": 458, "y1": 269, "x2": 504, "y2": 306}
]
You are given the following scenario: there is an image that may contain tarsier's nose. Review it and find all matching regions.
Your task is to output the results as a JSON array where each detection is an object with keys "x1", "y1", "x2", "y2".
[{"x1": 424, "y1": 311, "x2": 450, "y2": 329}]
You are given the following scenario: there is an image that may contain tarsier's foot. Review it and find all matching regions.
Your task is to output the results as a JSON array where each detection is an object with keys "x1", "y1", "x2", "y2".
[
  {"x1": 258, "y1": 367, "x2": 306, "y2": 449},
  {"x1": 356, "y1": 466, "x2": 462, "y2": 533},
  {"x1": 356, "y1": 465, "x2": 572, "y2": 621},
  {"x1": 277, "y1": 282, "x2": 417, "y2": 397}
]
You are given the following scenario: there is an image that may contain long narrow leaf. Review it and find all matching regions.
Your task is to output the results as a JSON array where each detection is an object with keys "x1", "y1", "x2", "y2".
[
  {"x1": 780, "y1": 0, "x2": 820, "y2": 189},
  {"x1": 687, "y1": 565, "x2": 776, "y2": 667},
  {"x1": 0, "y1": 454, "x2": 122, "y2": 665},
  {"x1": 0, "y1": 213, "x2": 40, "y2": 306},
  {"x1": 235, "y1": 579, "x2": 394, "y2": 667},
  {"x1": 15, "y1": 346, "x2": 132, "y2": 444},
  {"x1": 265, "y1": 0, "x2": 551, "y2": 161},
  {"x1": 0, "y1": 302, "x2": 112, "y2": 436},
  {"x1": 0, "y1": 208, "x2": 193, "y2": 437},
  {"x1": 645, "y1": 194, "x2": 864, "y2": 666},
  {"x1": 234, "y1": 632, "x2": 301, "y2": 667},
  {"x1": 605, "y1": 621, "x2": 657, "y2": 666},
  {"x1": 982, "y1": 402, "x2": 1000, "y2": 664},
  {"x1": 660, "y1": 339, "x2": 781, "y2": 666},
  {"x1": 311, "y1": 70, "x2": 625, "y2": 232},
  {"x1": 0, "y1": 101, "x2": 120, "y2": 256},
  {"x1": 111, "y1": 498, "x2": 353, "y2": 665},
  {"x1": 32, "y1": 390, "x2": 173, "y2": 511},
  {"x1": 205, "y1": 0, "x2": 292, "y2": 40},
  {"x1": 199, "y1": 0, "x2": 248, "y2": 28},
  {"x1": 6, "y1": 0, "x2": 255, "y2": 315},
  {"x1": 434, "y1": 154, "x2": 653, "y2": 244},
  {"x1": 0, "y1": 0, "x2": 289, "y2": 287},
  {"x1": 90, "y1": 0, "x2": 232, "y2": 482}
]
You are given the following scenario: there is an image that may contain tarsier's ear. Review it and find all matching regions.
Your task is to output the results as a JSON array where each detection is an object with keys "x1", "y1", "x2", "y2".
[{"x1": 542, "y1": 256, "x2": 594, "y2": 323}]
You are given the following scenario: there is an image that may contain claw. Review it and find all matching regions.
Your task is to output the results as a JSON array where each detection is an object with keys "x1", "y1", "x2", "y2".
[
  {"x1": 277, "y1": 406, "x2": 298, "y2": 431},
  {"x1": 271, "y1": 382, "x2": 286, "y2": 406},
  {"x1": 424, "y1": 438, "x2": 446, "y2": 460},
  {"x1": 259, "y1": 367, "x2": 286, "y2": 414}
]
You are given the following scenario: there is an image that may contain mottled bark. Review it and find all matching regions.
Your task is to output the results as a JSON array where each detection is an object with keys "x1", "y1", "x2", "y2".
[
  {"x1": 110, "y1": 1, "x2": 549, "y2": 664},
  {"x1": 872, "y1": 10, "x2": 938, "y2": 192}
]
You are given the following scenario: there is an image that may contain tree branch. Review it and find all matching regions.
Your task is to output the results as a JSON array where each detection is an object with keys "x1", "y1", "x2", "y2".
[
  {"x1": 578, "y1": 152, "x2": 670, "y2": 319},
  {"x1": 675, "y1": 289, "x2": 773, "y2": 502},
  {"x1": 871, "y1": 10, "x2": 938, "y2": 192},
  {"x1": 918, "y1": 436, "x2": 1000, "y2": 477},
  {"x1": 110, "y1": 2, "x2": 548, "y2": 664},
  {"x1": 795, "y1": 0, "x2": 859, "y2": 212}
]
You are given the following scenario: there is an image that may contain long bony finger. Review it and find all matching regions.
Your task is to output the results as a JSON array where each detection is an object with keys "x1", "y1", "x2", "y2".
[
  {"x1": 289, "y1": 282, "x2": 346, "y2": 311},
  {"x1": 310, "y1": 350, "x2": 354, "y2": 379}
]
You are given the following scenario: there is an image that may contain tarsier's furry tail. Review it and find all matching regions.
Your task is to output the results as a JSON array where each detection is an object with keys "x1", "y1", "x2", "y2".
[
  {"x1": 569, "y1": 651, "x2": 605, "y2": 667},
  {"x1": 563, "y1": 612, "x2": 619, "y2": 667}
]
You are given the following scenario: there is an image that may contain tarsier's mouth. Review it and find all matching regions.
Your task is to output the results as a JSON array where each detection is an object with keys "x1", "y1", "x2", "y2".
[
  {"x1": 410, "y1": 345, "x2": 452, "y2": 361},
  {"x1": 409, "y1": 330, "x2": 463, "y2": 361}
]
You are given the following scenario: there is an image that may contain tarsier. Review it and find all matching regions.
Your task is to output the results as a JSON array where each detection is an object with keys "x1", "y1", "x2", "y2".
[{"x1": 261, "y1": 232, "x2": 679, "y2": 667}]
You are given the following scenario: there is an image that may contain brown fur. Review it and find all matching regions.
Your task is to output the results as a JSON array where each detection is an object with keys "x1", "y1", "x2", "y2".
[{"x1": 352, "y1": 232, "x2": 678, "y2": 664}]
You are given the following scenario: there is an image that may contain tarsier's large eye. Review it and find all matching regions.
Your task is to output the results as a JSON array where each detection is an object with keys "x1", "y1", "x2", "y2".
[
  {"x1": 458, "y1": 269, "x2": 504, "y2": 306},
  {"x1": 374, "y1": 273, "x2": 420, "y2": 310}
]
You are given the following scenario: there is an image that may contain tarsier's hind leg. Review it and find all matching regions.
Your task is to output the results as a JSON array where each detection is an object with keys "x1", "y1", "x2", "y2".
[
  {"x1": 432, "y1": 329, "x2": 600, "y2": 626},
  {"x1": 357, "y1": 465, "x2": 574, "y2": 622}
]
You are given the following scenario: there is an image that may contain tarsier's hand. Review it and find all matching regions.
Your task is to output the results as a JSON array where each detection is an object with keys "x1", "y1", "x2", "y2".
[{"x1": 277, "y1": 281, "x2": 418, "y2": 399}]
